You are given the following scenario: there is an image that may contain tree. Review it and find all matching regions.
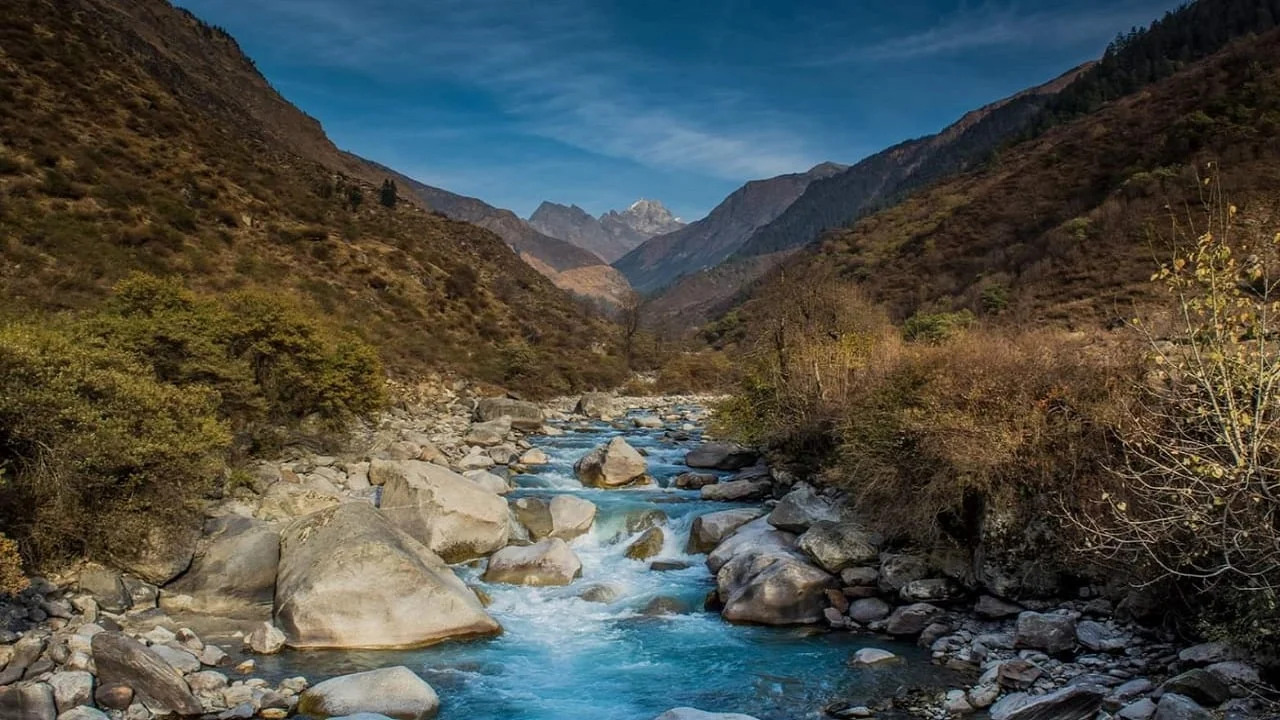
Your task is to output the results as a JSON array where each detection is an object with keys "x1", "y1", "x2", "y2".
[
  {"x1": 619, "y1": 290, "x2": 643, "y2": 369},
  {"x1": 347, "y1": 186, "x2": 363, "y2": 212},
  {"x1": 379, "y1": 179, "x2": 398, "y2": 208}
]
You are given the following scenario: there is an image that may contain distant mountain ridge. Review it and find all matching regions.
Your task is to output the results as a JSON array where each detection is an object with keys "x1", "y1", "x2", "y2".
[
  {"x1": 612, "y1": 162, "x2": 847, "y2": 294},
  {"x1": 529, "y1": 198, "x2": 683, "y2": 263}
]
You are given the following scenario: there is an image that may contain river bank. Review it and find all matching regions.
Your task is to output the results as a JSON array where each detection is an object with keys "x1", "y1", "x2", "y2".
[{"x1": 0, "y1": 383, "x2": 1273, "y2": 720}]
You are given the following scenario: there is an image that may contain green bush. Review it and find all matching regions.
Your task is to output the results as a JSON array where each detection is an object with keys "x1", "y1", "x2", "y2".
[
  {"x1": 0, "y1": 320, "x2": 229, "y2": 567},
  {"x1": 902, "y1": 309, "x2": 975, "y2": 344}
]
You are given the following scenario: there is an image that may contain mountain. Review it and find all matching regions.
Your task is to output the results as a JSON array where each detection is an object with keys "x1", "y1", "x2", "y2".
[
  {"x1": 0, "y1": 0, "x2": 626, "y2": 392},
  {"x1": 529, "y1": 199, "x2": 683, "y2": 263},
  {"x1": 613, "y1": 163, "x2": 846, "y2": 294},
  {"x1": 731, "y1": 67, "x2": 1088, "y2": 262},
  {"x1": 731, "y1": 7, "x2": 1280, "y2": 333}
]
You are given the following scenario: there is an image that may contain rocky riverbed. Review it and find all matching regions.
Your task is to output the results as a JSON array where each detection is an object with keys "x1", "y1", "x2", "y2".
[{"x1": 0, "y1": 383, "x2": 1274, "y2": 720}]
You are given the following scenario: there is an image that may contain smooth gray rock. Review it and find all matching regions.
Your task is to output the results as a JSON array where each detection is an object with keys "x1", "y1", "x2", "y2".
[
  {"x1": 1076, "y1": 619, "x2": 1126, "y2": 652},
  {"x1": 1162, "y1": 669, "x2": 1230, "y2": 707},
  {"x1": 1118, "y1": 698, "x2": 1158, "y2": 720},
  {"x1": 374, "y1": 460, "x2": 510, "y2": 562},
  {"x1": 700, "y1": 478, "x2": 771, "y2": 502},
  {"x1": 848, "y1": 597, "x2": 891, "y2": 624},
  {"x1": 298, "y1": 667, "x2": 439, "y2": 720},
  {"x1": 246, "y1": 622, "x2": 286, "y2": 655},
  {"x1": 975, "y1": 594, "x2": 1023, "y2": 619},
  {"x1": 575, "y1": 392, "x2": 620, "y2": 419},
  {"x1": 684, "y1": 442, "x2": 758, "y2": 470},
  {"x1": 1014, "y1": 611, "x2": 1077, "y2": 655},
  {"x1": 90, "y1": 632, "x2": 202, "y2": 716},
  {"x1": 162, "y1": 515, "x2": 280, "y2": 619},
  {"x1": 78, "y1": 566, "x2": 130, "y2": 614},
  {"x1": 574, "y1": 437, "x2": 650, "y2": 489},
  {"x1": 483, "y1": 539, "x2": 582, "y2": 586},
  {"x1": 511, "y1": 496, "x2": 596, "y2": 542},
  {"x1": 275, "y1": 503, "x2": 500, "y2": 649},
  {"x1": 884, "y1": 603, "x2": 942, "y2": 637},
  {"x1": 150, "y1": 645, "x2": 200, "y2": 674}
]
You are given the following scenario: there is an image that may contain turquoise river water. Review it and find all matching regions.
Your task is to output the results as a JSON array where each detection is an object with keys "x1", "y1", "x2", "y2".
[{"x1": 255, "y1": 409, "x2": 938, "y2": 719}]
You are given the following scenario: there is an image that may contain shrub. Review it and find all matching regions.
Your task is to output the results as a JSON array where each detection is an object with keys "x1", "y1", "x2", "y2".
[
  {"x1": 0, "y1": 533, "x2": 28, "y2": 597},
  {"x1": 654, "y1": 351, "x2": 736, "y2": 394},
  {"x1": 1072, "y1": 185, "x2": 1280, "y2": 648},
  {"x1": 902, "y1": 309, "x2": 975, "y2": 344},
  {"x1": 0, "y1": 320, "x2": 229, "y2": 567}
]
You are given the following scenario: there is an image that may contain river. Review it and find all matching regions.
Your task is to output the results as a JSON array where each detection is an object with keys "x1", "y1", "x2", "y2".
[{"x1": 254, "y1": 405, "x2": 938, "y2": 719}]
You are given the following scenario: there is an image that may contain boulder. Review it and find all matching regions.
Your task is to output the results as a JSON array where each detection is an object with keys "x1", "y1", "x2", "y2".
[
  {"x1": 0, "y1": 684, "x2": 55, "y2": 720},
  {"x1": 575, "y1": 392, "x2": 620, "y2": 419},
  {"x1": 111, "y1": 523, "x2": 200, "y2": 586},
  {"x1": 633, "y1": 415, "x2": 664, "y2": 429},
  {"x1": 653, "y1": 708, "x2": 760, "y2": 720},
  {"x1": 90, "y1": 632, "x2": 203, "y2": 715},
  {"x1": 464, "y1": 418, "x2": 510, "y2": 446},
  {"x1": 877, "y1": 553, "x2": 929, "y2": 593},
  {"x1": 700, "y1": 479, "x2": 771, "y2": 502},
  {"x1": 974, "y1": 595, "x2": 1023, "y2": 619},
  {"x1": 1075, "y1": 620, "x2": 1126, "y2": 653},
  {"x1": 161, "y1": 515, "x2": 279, "y2": 619},
  {"x1": 462, "y1": 470, "x2": 511, "y2": 495},
  {"x1": 767, "y1": 485, "x2": 844, "y2": 532},
  {"x1": 1162, "y1": 669, "x2": 1230, "y2": 707},
  {"x1": 92, "y1": 684, "x2": 132, "y2": 711},
  {"x1": 796, "y1": 521, "x2": 878, "y2": 573},
  {"x1": 1014, "y1": 611, "x2": 1077, "y2": 655},
  {"x1": 1178, "y1": 642, "x2": 1244, "y2": 665},
  {"x1": 78, "y1": 565, "x2": 130, "y2": 614},
  {"x1": 274, "y1": 503, "x2": 500, "y2": 649},
  {"x1": 850, "y1": 648, "x2": 899, "y2": 667},
  {"x1": 684, "y1": 442, "x2": 758, "y2": 470},
  {"x1": 686, "y1": 508, "x2": 765, "y2": 554},
  {"x1": 900, "y1": 578, "x2": 964, "y2": 603},
  {"x1": 574, "y1": 437, "x2": 650, "y2": 488},
  {"x1": 1117, "y1": 698, "x2": 1158, "y2": 720},
  {"x1": 625, "y1": 528, "x2": 665, "y2": 560},
  {"x1": 884, "y1": 603, "x2": 942, "y2": 637},
  {"x1": 989, "y1": 684, "x2": 1107, "y2": 720},
  {"x1": 474, "y1": 398, "x2": 543, "y2": 431},
  {"x1": 578, "y1": 584, "x2": 620, "y2": 604},
  {"x1": 48, "y1": 671, "x2": 93, "y2": 714},
  {"x1": 374, "y1": 460, "x2": 510, "y2": 562},
  {"x1": 848, "y1": 597, "x2": 891, "y2": 624},
  {"x1": 706, "y1": 517, "x2": 796, "y2": 573},
  {"x1": 511, "y1": 496, "x2": 596, "y2": 542},
  {"x1": 674, "y1": 472, "x2": 718, "y2": 490},
  {"x1": 717, "y1": 548, "x2": 835, "y2": 625},
  {"x1": 297, "y1": 667, "x2": 439, "y2": 720},
  {"x1": 246, "y1": 622, "x2": 286, "y2": 654},
  {"x1": 483, "y1": 538, "x2": 582, "y2": 586},
  {"x1": 150, "y1": 645, "x2": 200, "y2": 674},
  {"x1": 518, "y1": 448, "x2": 549, "y2": 465},
  {"x1": 1153, "y1": 694, "x2": 1211, "y2": 720},
  {"x1": 256, "y1": 482, "x2": 341, "y2": 521}
]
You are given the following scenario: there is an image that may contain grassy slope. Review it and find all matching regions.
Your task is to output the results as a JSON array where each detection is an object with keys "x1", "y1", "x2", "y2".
[
  {"x1": 736, "y1": 31, "x2": 1280, "y2": 330},
  {"x1": 0, "y1": 0, "x2": 624, "y2": 393}
]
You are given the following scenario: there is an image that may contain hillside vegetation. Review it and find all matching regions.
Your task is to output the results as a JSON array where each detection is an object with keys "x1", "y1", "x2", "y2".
[{"x1": 0, "y1": 0, "x2": 627, "y2": 394}]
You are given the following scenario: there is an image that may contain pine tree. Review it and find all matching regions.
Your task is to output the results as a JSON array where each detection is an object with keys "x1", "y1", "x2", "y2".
[{"x1": 379, "y1": 179, "x2": 398, "y2": 208}]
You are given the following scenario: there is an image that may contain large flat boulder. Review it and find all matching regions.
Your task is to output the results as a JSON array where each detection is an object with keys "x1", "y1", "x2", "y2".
[
  {"x1": 90, "y1": 632, "x2": 202, "y2": 716},
  {"x1": 574, "y1": 437, "x2": 650, "y2": 488},
  {"x1": 298, "y1": 667, "x2": 439, "y2": 720},
  {"x1": 684, "y1": 442, "x2": 758, "y2": 470},
  {"x1": 686, "y1": 508, "x2": 766, "y2": 554},
  {"x1": 483, "y1": 538, "x2": 582, "y2": 586},
  {"x1": 275, "y1": 503, "x2": 500, "y2": 649},
  {"x1": 162, "y1": 515, "x2": 279, "y2": 619},
  {"x1": 374, "y1": 460, "x2": 509, "y2": 562},
  {"x1": 474, "y1": 398, "x2": 544, "y2": 431}
]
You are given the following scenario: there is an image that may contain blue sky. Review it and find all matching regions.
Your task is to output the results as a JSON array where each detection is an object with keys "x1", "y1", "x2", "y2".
[{"x1": 178, "y1": 0, "x2": 1183, "y2": 221}]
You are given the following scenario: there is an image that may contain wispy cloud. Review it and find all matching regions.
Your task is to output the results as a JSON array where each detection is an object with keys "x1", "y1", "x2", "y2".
[
  {"x1": 243, "y1": 0, "x2": 818, "y2": 180},
  {"x1": 805, "y1": 0, "x2": 1175, "y2": 65}
]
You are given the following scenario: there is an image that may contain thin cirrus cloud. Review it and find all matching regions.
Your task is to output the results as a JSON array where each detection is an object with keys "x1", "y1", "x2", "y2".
[
  {"x1": 251, "y1": 0, "x2": 819, "y2": 181},
  {"x1": 807, "y1": 0, "x2": 1177, "y2": 65}
]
